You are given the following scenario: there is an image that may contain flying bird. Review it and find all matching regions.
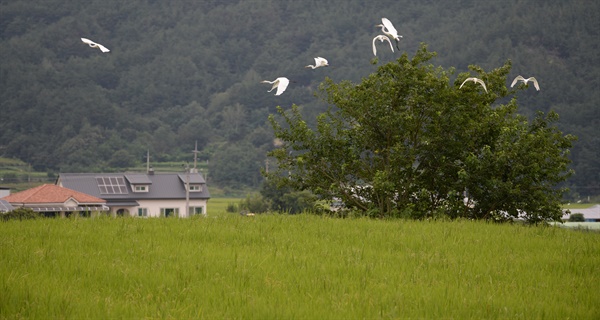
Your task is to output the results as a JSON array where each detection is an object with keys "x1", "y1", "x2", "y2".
[
  {"x1": 511, "y1": 75, "x2": 540, "y2": 91},
  {"x1": 261, "y1": 77, "x2": 290, "y2": 96},
  {"x1": 376, "y1": 18, "x2": 402, "y2": 50},
  {"x1": 81, "y1": 38, "x2": 110, "y2": 52},
  {"x1": 460, "y1": 77, "x2": 488, "y2": 93},
  {"x1": 305, "y1": 57, "x2": 329, "y2": 69},
  {"x1": 372, "y1": 35, "x2": 394, "y2": 56}
]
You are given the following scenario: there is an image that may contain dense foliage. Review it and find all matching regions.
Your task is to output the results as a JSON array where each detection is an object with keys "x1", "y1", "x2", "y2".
[
  {"x1": 1, "y1": 208, "x2": 40, "y2": 221},
  {"x1": 0, "y1": 0, "x2": 597, "y2": 198},
  {"x1": 267, "y1": 45, "x2": 575, "y2": 221}
]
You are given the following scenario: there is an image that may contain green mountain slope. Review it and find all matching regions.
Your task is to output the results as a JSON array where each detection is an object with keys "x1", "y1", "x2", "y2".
[{"x1": 0, "y1": 0, "x2": 598, "y2": 198}]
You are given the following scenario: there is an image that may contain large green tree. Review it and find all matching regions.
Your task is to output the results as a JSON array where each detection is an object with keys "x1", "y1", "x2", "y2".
[{"x1": 267, "y1": 45, "x2": 575, "y2": 221}]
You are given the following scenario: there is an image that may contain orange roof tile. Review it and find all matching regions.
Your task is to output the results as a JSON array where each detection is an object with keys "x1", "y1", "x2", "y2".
[{"x1": 2, "y1": 184, "x2": 106, "y2": 204}]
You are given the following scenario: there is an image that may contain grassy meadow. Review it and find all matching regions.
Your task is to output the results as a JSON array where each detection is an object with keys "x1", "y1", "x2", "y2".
[
  {"x1": 563, "y1": 203, "x2": 598, "y2": 210},
  {"x1": 208, "y1": 197, "x2": 242, "y2": 214},
  {"x1": 1, "y1": 211, "x2": 599, "y2": 319}
]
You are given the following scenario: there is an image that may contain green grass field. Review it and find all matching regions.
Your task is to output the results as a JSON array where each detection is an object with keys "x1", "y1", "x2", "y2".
[
  {"x1": 551, "y1": 222, "x2": 600, "y2": 231},
  {"x1": 208, "y1": 197, "x2": 243, "y2": 215},
  {"x1": 1, "y1": 214, "x2": 599, "y2": 319},
  {"x1": 563, "y1": 203, "x2": 598, "y2": 209}
]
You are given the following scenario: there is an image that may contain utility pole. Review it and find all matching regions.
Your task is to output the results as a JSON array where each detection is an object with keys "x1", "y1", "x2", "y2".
[
  {"x1": 145, "y1": 150, "x2": 150, "y2": 173},
  {"x1": 265, "y1": 158, "x2": 269, "y2": 176},
  {"x1": 191, "y1": 141, "x2": 199, "y2": 173},
  {"x1": 184, "y1": 162, "x2": 190, "y2": 218}
]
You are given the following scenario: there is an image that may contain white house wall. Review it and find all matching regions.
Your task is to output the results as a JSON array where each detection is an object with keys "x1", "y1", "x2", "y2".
[{"x1": 110, "y1": 199, "x2": 208, "y2": 218}]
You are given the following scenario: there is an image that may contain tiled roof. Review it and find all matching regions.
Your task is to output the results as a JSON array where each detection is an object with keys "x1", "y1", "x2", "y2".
[{"x1": 2, "y1": 184, "x2": 106, "y2": 204}]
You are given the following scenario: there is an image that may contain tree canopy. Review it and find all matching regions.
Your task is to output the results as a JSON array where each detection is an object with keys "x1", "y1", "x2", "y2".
[{"x1": 267, "y1": 45, "x2": 575, "y2": 221}]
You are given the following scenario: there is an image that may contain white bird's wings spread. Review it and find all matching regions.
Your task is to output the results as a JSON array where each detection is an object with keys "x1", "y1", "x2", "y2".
[
  {"x1": 529, "y1": 77, "x2": 540, "y2": 91},
  {"x1": 261, "y1": 77, "x2": 289, "y2": 95},
  {"x1": 372, "y1": 35, "x2": 394, "y2": 56},
  {"x1": 305, "y1": 57, "x2": 328, "y2": 69},
  {"x1": 275, "y1": 77, "x2": 289, "y2": 96},
  {"x1": 511, "y1": 75, "x2": 526, "y2": 87},
  {"x1": 81, "y1": 38, "x2": 110, "y2": 52},
  {"x1": 474, "y1": 78, "x2": 488, "y2": 92},
  {"x1": 315, "y1": 57, "x2": 328, "y2": 67},
  {"x1": 460, "y1": 77, "x2": 487, "y2": 93},
  {"x1": 381, "y1": 18, "x2": 399, "y2": 38},
  {"x1": 96, "y1": 43, "x2": 110, "y2": 52},
  {"x1": 511, "y1": 75, "x2": 540, "y2": 91}
]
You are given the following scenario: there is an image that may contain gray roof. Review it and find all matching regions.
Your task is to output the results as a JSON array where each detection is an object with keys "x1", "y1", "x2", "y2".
[
  {"x1": 562, "y1": 205, "x2": 600, "y2": 220},
  {"x1": 178, "y1": 173, "x2": 205, "y2": 184},
  {"x1": 58, "y1": 172, "x2": 210, "y2": 202},
  {"x1": 125, "y1": 174, "x2": 152, "y2": 184},
  {"x1": 0, "y1": 199, "x2": 15, "y2": 213}
]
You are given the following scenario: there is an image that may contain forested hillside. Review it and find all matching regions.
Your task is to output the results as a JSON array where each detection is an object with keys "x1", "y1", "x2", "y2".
[{"x1": 1, "y1": 0, "x2": 598, "y2": 198}]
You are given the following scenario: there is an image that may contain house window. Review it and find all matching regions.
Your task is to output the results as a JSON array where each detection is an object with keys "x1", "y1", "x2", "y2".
[
  {"x1": 190, "y1": 206, "x2": 204, "y2": 215},
  {"x1": 134, "y1": 185, "x2": 149, "y2": 192},
  {"x1": 160, "y1": 208, "x2": 179, "y2": 217},
  {"x1": 138, "y1": 208, "x2": 148, "y2": 217},
  {"x1": 188, "y1": 185, "x2": 202, "y2": 192}
]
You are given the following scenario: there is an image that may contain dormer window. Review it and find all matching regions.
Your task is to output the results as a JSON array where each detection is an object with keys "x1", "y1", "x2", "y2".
[
  {"x1": 134, "y1": 185, "x2": 149, "y2": 192},
  {"x1": 178, "y1": 173, "x2": 206, "y2": 193},
  {"x1": 188, "y1": 185, "x2": 202, "y2": 192},
  {"x1": 125, "y1": 175, "x2": 152, "y2": 193}
]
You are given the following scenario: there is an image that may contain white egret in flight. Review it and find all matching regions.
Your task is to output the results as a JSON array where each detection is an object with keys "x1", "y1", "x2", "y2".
[
  {"x1": 376, "y1": 18, "x2": 402, "y2": 50},
  {"x1": 81, "y1": 38, "x2": 110, "y2": 52},
  {"x1": 460, "y1": 77, "x2": 488, "y2": 93},
  {"x1": 305, "y1": 57, "x2": 329, "y2": 69},
  {"x1": 511, "y1": 75, "x2": 540, "y2": 91},
  {"x1": 372, "y1": 35, "x2": 394, "y2": 56},
  {"x1": 261, "y1": 77, "x2": 290, "y2": 96}
]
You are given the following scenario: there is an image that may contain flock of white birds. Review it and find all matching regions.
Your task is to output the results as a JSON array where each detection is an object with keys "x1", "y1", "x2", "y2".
[
  {"x1": 259, "y1": 17, "x2": 403, "y2": 96},
  {"x1": 81, "y1": 17, "x2": 539, "y2": 98}
]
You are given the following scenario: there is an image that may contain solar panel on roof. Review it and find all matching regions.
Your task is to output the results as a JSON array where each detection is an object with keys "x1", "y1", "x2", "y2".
[{"x1": 96, "y1": 176, "x2": 128, "y2": 194}]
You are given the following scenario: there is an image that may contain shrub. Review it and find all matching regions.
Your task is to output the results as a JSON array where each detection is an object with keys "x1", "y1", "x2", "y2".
[
  {"x1": 226, "y1": 202, "x2": 238, "y2": 213},
  {"x1": 1, "y1": 208, "x2": 41, "y2": 221},
  {"x1": 568, "y1": 213, "x2": 585, "y2": 222},
  {"x1": 239, "y1": 194, "x2": 270, "y2": 213}
]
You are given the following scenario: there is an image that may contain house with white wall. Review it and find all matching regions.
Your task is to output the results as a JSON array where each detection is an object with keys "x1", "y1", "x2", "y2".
[
  {"x1": 1, "y1": 184, "x2": 108, "y2": 217},
  {"x1": 57, "y1": 170, "x2": 210, "y2": 218}
]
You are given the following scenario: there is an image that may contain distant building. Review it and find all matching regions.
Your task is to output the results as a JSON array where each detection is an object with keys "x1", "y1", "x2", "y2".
[
  {"x1": 0, "y1": 186, "x2": 10, "y2": 198},
  {"x1": 57, "y1": 171, "x2": 210, "y2": 217},
  {"x1": 561, "y1": 205, "x2": 600, "y2": 222},
  {"x1": 1, "y1": 184, "x2": 108, "y2": 217},
  {"x1": 0, "y1": 199, "x2": 15, "y2": 213}
]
